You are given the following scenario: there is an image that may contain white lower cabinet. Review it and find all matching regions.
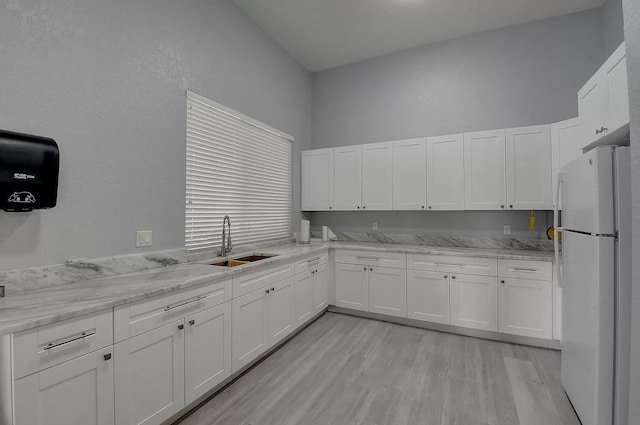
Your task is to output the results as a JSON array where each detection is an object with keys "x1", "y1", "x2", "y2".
[
  {"x1": 294, "y1": 270, "x2": 315, "y2": 326},
  {"x1": 407, "y1": 270, "x2": 450, "y2": 324},
  {"x1": 14, "y1": 346, "x2": 115, "y2": 425},
  {"x1": 115, "y1": 321, "x2": 185, "y2": 425},
  {"x1": 232, "y1": 290, "x2": 269, "y2": 372},
  {"x1": 267, "y1": 277, "x2": 295, "y2": 347},
  {"x1": 368, "y1": 266, "x2": 407, "y2": 318},
  {"x1": 450, "y1": 274, "x2": 498, "y2": 331},
  {"x1": 335, "y1": 263, "x2": 369, "y2": 311},
  {"x1": 294, "y1": 263, "x2": 329, "y2": 327},
  {"x1": 313, "y1": 263, "x2": 329, "y2": 314},
  {"x1": 184, "y1": 302, "x2": 232, "y2": 405},
  {"x1": 499, "y1": 277, "x2": 552, "y2": 339},
  {"x1": 232, "y1": 276, "x2": 294, "y2": 373}
]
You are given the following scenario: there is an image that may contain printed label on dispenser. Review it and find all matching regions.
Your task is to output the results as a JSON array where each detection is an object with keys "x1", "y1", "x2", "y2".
[{"x1": 8, "y1": 191, "x2": 36, "y2": 203}]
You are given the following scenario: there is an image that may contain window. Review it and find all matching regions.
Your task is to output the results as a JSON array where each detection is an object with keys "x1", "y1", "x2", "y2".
[{"x1": 185, "y1": 90, "x2": 293, "y2": 252}]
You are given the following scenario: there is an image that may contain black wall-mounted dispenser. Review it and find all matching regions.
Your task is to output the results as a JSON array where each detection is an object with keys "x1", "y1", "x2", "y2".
[{"x1": 0, "y1": 129, "x2": 59, "y2": 212}]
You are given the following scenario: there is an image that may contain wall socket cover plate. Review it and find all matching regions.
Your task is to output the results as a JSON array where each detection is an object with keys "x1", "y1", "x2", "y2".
[
  {"x1": 136, "y1": 230, "x2": 152, "y2": 247},
  {"x1": 372, "y1": 222, "x2": 378, "y2": 231},
  {"x1": 503, "y1": 225, "x2": 511, "y2": 235}
]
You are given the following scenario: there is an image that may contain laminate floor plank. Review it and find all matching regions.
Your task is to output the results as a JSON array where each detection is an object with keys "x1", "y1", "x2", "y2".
[{"x1": 177, "y1": 313, "x2": 579, "y2": 425}]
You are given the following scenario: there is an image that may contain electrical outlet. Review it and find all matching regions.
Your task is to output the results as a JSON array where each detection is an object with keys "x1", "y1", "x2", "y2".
[
  {"x1": 372, "y1": 222, "x2": 378, "y2": 231},
  {"x1": 503, "y1": 225, "x2": 511, "y2": 235},
  {"x1": 136, "y1": 230, "x2": 152, "y2": 247}
]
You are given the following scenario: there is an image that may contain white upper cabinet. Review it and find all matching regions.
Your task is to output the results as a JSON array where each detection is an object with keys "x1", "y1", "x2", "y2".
[
  {"x1": 464, "y1": 129, "x2": 507, "y2": 210},
  {"x1": 602, "y1": 43, "x2": 629, "y2": 136},
  {"x1": 578, "y1": 72, "x2": 607, "y2": 147},
  {"x1": 578, "y1": 42, "x2": 629, "y2": 148},
  {"x1": 362, "y1": 142, "x2": 393, "y2": 210},
  {"x1": 392, "y1": 138, "x2": 427, "y2": 210},
  {"x1": 301, "y1": 148, "x2": 333, "y2": 211},
  {"x1": 426, "y1": 134, "x2": 465, "y2": 211},
  {"x1": 505, "y1": 125, "x2": 552, "y2": 210},
  {"x1": 333, "y1": 145, "x2": 362, "y2": 210},
  {"x1": 551, "y1": 118, "x2": 582, "y2": 210}
]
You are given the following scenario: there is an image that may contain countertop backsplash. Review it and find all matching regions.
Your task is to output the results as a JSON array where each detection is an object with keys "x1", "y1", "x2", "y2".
[{"x1": 310, "y1": 230, "x2": 555, "y2": 252}]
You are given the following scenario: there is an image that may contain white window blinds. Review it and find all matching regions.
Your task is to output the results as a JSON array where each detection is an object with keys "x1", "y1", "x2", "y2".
[{"x1": 186, "y1": 90, "x2": 293, "y2": 253}]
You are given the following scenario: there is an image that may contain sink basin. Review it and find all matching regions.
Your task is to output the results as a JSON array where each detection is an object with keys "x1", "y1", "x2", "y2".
[
  {"x1": 211, "y1": 259, "x2": 248, "y2": 267},
  {"x1": 209, "y1": 254, "x2": 277, "y2": 267},
  {"x1": 233, "y1": 254, "x2": 276, "y2": 262}
]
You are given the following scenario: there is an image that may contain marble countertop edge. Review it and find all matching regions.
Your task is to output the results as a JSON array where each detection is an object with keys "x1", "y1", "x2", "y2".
[{"x1": 0, "y1": 242, "x2": 553, "y2": 336}]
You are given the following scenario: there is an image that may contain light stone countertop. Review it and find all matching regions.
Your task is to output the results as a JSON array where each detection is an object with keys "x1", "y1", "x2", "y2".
[{"x1": 0, "y1": 241, "x2": 553, "y2": 336}]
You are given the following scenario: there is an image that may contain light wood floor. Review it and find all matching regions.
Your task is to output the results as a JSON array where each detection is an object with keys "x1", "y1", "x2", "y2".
[{"x1": 178, "y1": 312, "x2": 580, "y2": 425}]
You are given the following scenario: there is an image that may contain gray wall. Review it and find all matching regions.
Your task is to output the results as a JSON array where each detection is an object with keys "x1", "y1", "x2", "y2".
[
  {"x1": 311, "y1": 9, "x2": 604, "y2": 149},
  {"x1": 311, "y1": 211, "x2": 551, "y2": 240},
  {"x1": 0, "y1": 0, "x2": 311, "y2": 271},
  {"x1": 310, "y1": 10, "x2": 603, "y2": 238},
  {"x1": 603, "y1": 0, "x2": 626, "y2": 57},
  {"x1": 622, "y1": 0, "x2": 640, "y2": 418}
]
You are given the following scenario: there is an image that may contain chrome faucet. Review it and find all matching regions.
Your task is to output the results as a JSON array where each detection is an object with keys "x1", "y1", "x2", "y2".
[{"x1": 219, "y1": 215, "x2": 232, "y2": 257}]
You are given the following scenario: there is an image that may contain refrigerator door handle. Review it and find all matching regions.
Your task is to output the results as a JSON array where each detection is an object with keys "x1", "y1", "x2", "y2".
[{"x1": 554, "y1": 172, "x2": 564, "y2": 286}]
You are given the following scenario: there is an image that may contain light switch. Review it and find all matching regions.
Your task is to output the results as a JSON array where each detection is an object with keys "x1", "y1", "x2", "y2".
[{"x1": 136, "y1": 230, "x2": 152, "y2": 247}]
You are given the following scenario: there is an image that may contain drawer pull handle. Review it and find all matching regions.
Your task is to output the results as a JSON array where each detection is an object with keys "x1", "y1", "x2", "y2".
[
  {"x1": 307, "y1": 257, "x2": 322, "y2": 263},
  {"x1": 43, "y1": 331, "x2": 96, "y2": 351},
  {"x1": 164, "y1": 295, "x2": 206, "y2": 312},
  {"x1": 438, "y1": 263, "x2": 473, "y2": 268},
  {"x1": 356, "y1": 256, "x2": 379, "y2": 261},
  {"x1": 509, "y1": 268, "x2": 539, "y2": 273}
]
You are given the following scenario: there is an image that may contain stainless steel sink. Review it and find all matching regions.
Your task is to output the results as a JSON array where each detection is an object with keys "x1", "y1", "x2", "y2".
[{"x1": 209, "y1": 253, "x2": 277, "y2": 267}]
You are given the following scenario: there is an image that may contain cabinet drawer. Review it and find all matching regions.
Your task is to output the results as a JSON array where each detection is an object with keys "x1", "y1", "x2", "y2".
[
  {"x1": 335, "y1": 249, "x2": 406, "y2": 269},
  {"x1": 114, "y1": 277, "x2": 231, "y2": 342},
  {"x1": 13, "y1": 309, "x2": 113, "y2": 380},
  {"x1": 233, "y1": 260, "x2": 294, "y2": 298},
  {"x1": 295, "y1": 251, "x2": 328, "y2": 275},
  {"x1": 407, "y1": 254, "x2": 497, "y2": 276},
  {"x1": 498, "y1": 259, "x2": 552, "y2": 281}
]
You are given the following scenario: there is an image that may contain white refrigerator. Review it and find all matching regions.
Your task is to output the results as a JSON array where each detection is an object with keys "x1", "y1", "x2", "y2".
[{"x1": 554, "y1": 146, "x2": 631, "y2": 425}]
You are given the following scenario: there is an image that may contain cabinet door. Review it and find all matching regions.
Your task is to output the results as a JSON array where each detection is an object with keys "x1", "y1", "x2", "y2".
[
  {"x1": 426, "y1": 134, "x2": 464, "y2": 210},
  {"x1": 361, "y1": 142, "x2": 393, "y2": 210},
  {"x1": 184, "y1": 302, "x2": 232, "y2": 405},
  {"x1": 551, "y1": 118, "x2": 582, "y2": 210},
  {"x1": 335, "y1": 263, "x2": 369, "y2": 311},
  {"x1": 333, "y1": 145, "x2": 362, "y2": 210},
  {"x1": 15, "y1": 347, "x2": 114, "y2": 425},
  {"x1": 464, "y1": 130, "x2": 506, "y2": 210},
  {"x1": 499, "y1": 278, "x2": 552, "y2": 339},
  {"x1": 392, "y1": 138, "x2": 426, "y2": 210},
  {"x1": 602, "y1": 43, "x2": 629, "y2": 135},
  {"x1": 301, "y1": 149, "x2": 333, "y2": 211},
  {"x1": 407, "y1": 270, "x2": 450, "y2": 324},
  {"x1": 506, "y1": 125, "x2": 552, "y2": 210},
  {"x1": 450, "y1": 274, "x2": 498, "y2": 331},
  {"x1": 115, "y1": 321, "x2": 184, "y2": 425},
  {"x1": 368, "y1": 266, "x2": 407, "y2": 318},
  {"x1": 232, "y1": 290, "x2": 269, "y2": 372},
  {"x1": 578, "y1": 72, "x2": 607, "y2": 146},
  {"x1": 294, "y1": 271, "x2": 315, "y2": 327},
  {"x1": 313, "y1": 263, "x2": 329, "y2": 314},
  {"x1": 267, "y1": 276, "x2": 295, "y2": 347}
]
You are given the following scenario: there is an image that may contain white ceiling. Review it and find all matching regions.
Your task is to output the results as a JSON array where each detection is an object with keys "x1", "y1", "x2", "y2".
[{"x1": 232, "y1": 0, "x2": 605, "y2": 72}]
